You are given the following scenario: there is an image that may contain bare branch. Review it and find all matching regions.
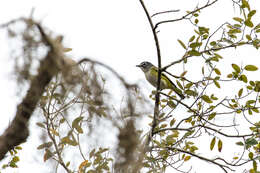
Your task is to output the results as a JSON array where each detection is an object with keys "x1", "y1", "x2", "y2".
[
  {"x1": 154, "y1": 0, "x2": 218, "y2": 29},
  {"x1": 151, "y1": 9, "x2": 180, "y2": 18}
]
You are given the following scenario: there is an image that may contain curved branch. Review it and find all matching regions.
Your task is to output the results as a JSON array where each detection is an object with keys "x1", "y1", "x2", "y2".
[
  {"x1": 139, "y1": 0, "x2": 162, "y2": 146},
  {"x1": 166, "y1": 147, "x2": 233, "y2": 173},
  {"x1": 154, "y1": 0, "x2": 218, "y2": 29},
  {"x1": 0, "y1": 20, "x2": 63, "y2": 161}
]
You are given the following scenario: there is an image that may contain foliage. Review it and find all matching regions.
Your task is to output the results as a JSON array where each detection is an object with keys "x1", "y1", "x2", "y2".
[{"x1": 0, "y1": 0, "x2": 260, "y2": 173}]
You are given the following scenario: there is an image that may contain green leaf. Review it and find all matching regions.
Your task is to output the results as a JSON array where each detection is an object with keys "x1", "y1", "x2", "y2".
[
  {"x1": 245, "y1": 138, "x2": 258, "y2": 146},
  {"x1": 194, "y1": 18, "x2": 199, "y2": 24},
  {"x1": 255, "y1": 24, "x2": 260, "y2": 30},
  {"x1": 241, "y1": 0, "x2": 250, "y2": 10},
  {"x1": 248, "y1": 10, "x2": 256, "y2": 18},
  {"x1": 210, "y1": 41, "x2": 216, "y2": 46},
  {"x1": 185, "y1": 90, "x2": 198, "y2": 96},
  {"x1": 37, "y1": 142, "x2": 53, "y2": 150},
  {"x1": 236, "y1": 141, "x2": 244, "y2": 146},
  {"x1": 233, "y1": 17, "x2": 244, "y2": 23},
  {"x1": 184, "y1": 155, "x2": 191, "y2": 161},
  {"x1": 72, "y1": 116, "x2": 84, "y2": 134},
  {"x1": 218, "y1": 139, "x2": 223, "y2": 152},
  {"x1": 248, "y1": 152, "x2": 253, "y2": 159},
  {"x1": 214, "y1": 68, "x2": 221, "y2": 75},
  {"x1": 238, "y1": 88, "x2": 243, "y2": 97},
  {"x1": 89, "y1": 149, "x2": 96, "y2": 158},
  {"x1": 210, "y1": 137, "x2": 216, "y2": 150},
  {"x1": 249, "y1": 81, "x2": 255, "y2": 86},
  {"x1": 245, "y1": 19, "x2": 254, "y2": 28},
  {"x1": 44, "y1": 149, "x2": 53, "y2": 162},
  {"x1": 188, "y1": 50, "x2": 201, "y2": 56},
  {"x1": 177, "y1": 39, "x2": 187, "y2": 49},
  {"x1": 36, "y1": 122, "x2": 45, "y2": 129},
  {"x1": 190, "y1": 42, "x2": 202, "y2": 48},
  {"x1": 232, "y1": 64, "x2": 241, "y2": 73},
  {"x1": 208, "y1": 112, "x2": 216, "y2": 120},
  {"x1": 240, "y1": 74, "x2": 248, "y2": 83},
  {"x1": 176, "y1": 80, "x2": 183, "y2": 89},
  {"x1": 185, "y1": 82, "x2": 193, "y2": 89},
  {"x1": 170, "y1": 118, "x2": 176, "y2": 126},
  {"x1": 214, "y1": 80, "x2": 221, "y2": 88},
  {"x1": 227, "y1": 74, "x2": 233, "y2": 78},
  {"x1": 198, "y1": 26, "x2": 209, "y2": 35},
  {"x1": 253, "y1": 160, "x2": 257, "y2": 171},
  {"x1": 189, "y1": 35, "x2": 195, "y2": 42},
  {"x1": 246, "y1": 34, "x2": 252, "y2": 40},
  {"x1": 201, "y1": 95, "x2": 213, "y2": 103},
  {"x1": 12, "y1": 156, "x2": 19, "y2": 163},
  {"x1": 168, "y1": 100, "x2": 176, "y2": 109},
  {"x1": 180, "y1": 71, "x2": 187, "y2": 77},
  {"x1": 244, "y1": 65, "x2": 258, "y2": 71}
]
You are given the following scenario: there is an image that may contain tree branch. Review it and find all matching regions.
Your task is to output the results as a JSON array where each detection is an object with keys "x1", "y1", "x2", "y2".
[
  {"x1": 0, "y1": 19, "x2": 65, "y2": 161},
  {"x1": 139, "y1": 0, "x2": 162, "y2": 146},
  {"x1": 154, "y1": 0, "x2": 218, "y2": 29}
]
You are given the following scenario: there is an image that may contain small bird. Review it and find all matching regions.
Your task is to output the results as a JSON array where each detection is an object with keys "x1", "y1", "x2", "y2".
[{"x1": 136, "y1": 61, "x2": 185, "y2": 99}]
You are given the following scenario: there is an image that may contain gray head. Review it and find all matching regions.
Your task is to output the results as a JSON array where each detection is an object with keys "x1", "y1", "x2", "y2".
[{"x1": 136, "y1": 61, "x2": 154, "y2": 73}]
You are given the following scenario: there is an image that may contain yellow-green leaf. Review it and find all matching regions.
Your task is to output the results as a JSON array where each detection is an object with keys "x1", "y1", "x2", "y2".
[
  {"x1": 232, "y1": 64, "x2": 240, "y2": 73},
  {"x1": 180, "y1": 71, "x2": 187, "y2": 77},
  {"x1": 253, "y1": 160, "x2": 257, "y2": 171},
  {"x1": 176, "y1": 80, "x2": 183, "y2": 90},
  {"x1": 248, "y1": 152, "x2": 253, "y2": 159},
  {"x1": 227, "y1": 74, "x2": 232, "y2": 78},
  {"x1": 189, "y1": 35, "x2": 195, "y2": 42},
  {"x1": 210, "y1": 137, "x2": 216, "y2": 150},
  {"x1": 177, "y1": 39, "x2": 187, "y2": 49},
  {"x1": 245, "y1": 65, "x2": 258, "y2": 71},
  {"x1": 185, "y1": 82, "x2": 193, "y2": 89},
  {"x1": 240, "y1": 74, "x2": 248, "y2": 83},
  {"x1": 12, "y1": 156, "x2": 19, "y2": 163},
  {"x1": 208, "y1": 112, "x2": 216, "y2": 120},
  {"x1": 245, "y1": 19, "x2": 254, "y2": 28},
  {"x1": 248, "y1": 10, "x2": 256, "y2": 18},
  {"x1": 241, "y1": 0, "x2": 250, "y2": 10},
  {"x1": 63, "y1": 48, "x2": 73, "y2": 52},
  {"x1": 170, "y1": 118, "x2": 176, "y2": 126},
  {"x1": 37, "y1": 142, "x2": 53, "y2": 150},
  {"x1": 233, "y1": 17, "x2": 244, "y2": 23},
  {"x1": 201, "y1": 95, "x2": 213, "y2": 103},
  {"x1": 72, "y1": 116, "x2": 84, "y2": 134},
  {"x1": 43, "y1": 149, "x2": 53, "y2": 162},
  {"x1": 214, "y1": 80, "x2": 221, "y2": 88},
  {"x1": 246, "y1": 34, "x2": 252, "y2": 40},
  {"x1": 36, "y1": 122, "x2": 45, "y2": 129},
  {"x1": 188, "y1": 50, "x2": 201, "y2": 56},
  {"x1": 218, "y1": 139, "x2": 223, "y2": 152},
  {"x1": 184, "y1": 155, "x2": 191, "y2": 161},
  {"x1": 214, "y1": 68, "x2": 221, "y2": 75},
  {"x1": 238, "y1": 88, "x2": 243, "y2": 97}
]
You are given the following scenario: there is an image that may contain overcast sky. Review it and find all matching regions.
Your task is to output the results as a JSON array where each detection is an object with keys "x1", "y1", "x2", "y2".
[{"x1": 0, "y1": 0, "x2": 260, "y2": 172}]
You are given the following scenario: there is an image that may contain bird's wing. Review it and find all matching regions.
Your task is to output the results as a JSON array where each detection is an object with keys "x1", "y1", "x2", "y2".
[{"x1": 150, "y1": 66, "x2": 178, "y2": 89}]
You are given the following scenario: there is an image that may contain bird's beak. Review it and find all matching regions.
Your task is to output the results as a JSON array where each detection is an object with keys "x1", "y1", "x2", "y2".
[{"x1": 136, "y1": 64, "x2": 141, "y2": 67}]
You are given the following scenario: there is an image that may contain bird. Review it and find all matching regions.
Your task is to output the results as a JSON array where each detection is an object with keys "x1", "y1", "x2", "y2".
[{"x1": 136, "y1": 61, "x2": 185, "y2": 99}]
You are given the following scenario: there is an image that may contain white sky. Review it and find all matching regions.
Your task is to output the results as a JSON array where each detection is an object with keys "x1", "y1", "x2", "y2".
[{"x1": 0, "y1": 0, "x2": 260, "y2": 172}]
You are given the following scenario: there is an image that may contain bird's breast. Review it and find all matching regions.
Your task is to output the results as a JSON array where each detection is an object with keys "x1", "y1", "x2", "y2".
[{"x1": 145, "y1": 72, "x2": 168, "y2": 89}]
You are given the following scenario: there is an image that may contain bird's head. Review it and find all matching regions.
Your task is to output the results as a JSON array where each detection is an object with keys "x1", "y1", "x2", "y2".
[{"x1": 136, "y1": 61, "x2": 154, "y2": 73}]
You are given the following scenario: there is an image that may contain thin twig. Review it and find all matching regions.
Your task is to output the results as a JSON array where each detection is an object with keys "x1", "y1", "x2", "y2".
[
  {"x1": 154, "y1": 0, "x2": 218, "y2": 29},
  {"x1": 151, "y1": 9, "x2": 180, "y2": 18}
]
